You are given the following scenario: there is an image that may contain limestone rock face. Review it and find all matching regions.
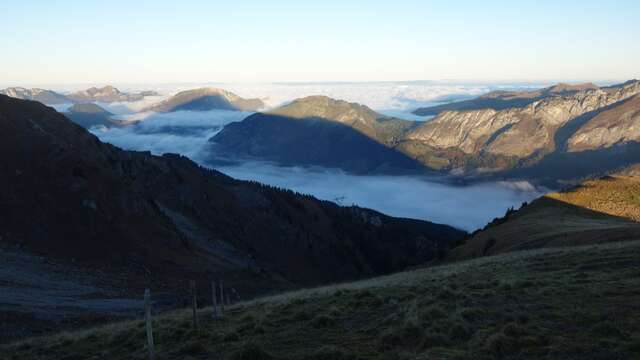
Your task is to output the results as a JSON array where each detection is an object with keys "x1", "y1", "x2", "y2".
[
  {"x1": 568, "y1": 94, "x2": 640, "y2": 152},
  {"x1": 403, "y1": 80, "x2": 640, "y2": 161}
]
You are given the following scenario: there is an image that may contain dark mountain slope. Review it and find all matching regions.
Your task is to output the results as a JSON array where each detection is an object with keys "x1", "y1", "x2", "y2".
[
  {"x1": 208, "y1": 96, "x2": 424, "y2": 174},
  {"x1": 144, "y1": 88, "x2": 264, "y2": 112},
  {"x1": 0, "y1": 94, "x2": 463, "y2": 286}
]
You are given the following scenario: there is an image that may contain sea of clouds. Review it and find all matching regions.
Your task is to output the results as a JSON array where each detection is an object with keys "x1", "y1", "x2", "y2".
[
  {"x1": 77, "y1": 81, "x2": 546, "y2": 231},
  {"x1": 216, "y1": 161, "x2": 542, "y2": 231}
]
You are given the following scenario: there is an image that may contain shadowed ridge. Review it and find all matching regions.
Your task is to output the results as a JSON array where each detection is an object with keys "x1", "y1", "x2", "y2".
[
  {"x1": 64, "y1": 103, "x2": 120, "y2": 129},
  {"x1": 207, "y1": 95, "x2": 425, "y2": 174},
  {"x1": 268, "y1": 95, "x2": 418, "y2": 146}
]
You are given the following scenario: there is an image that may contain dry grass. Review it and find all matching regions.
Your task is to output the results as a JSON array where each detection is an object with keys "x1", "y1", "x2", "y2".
[
  {"x1": 548, "y1": 175, "x2": 640, "y2": 222},
  {"x1": 2, "y1": 241, "x2": 640, "y2": 359}
]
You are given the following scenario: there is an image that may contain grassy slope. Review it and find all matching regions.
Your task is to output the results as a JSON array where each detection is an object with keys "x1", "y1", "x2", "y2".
[
  {"x1": 447, "y1": 175, "x2": 640, "y2": 262},
  {"x1": 3, "y1": 240, "x2": 639, "y2": 360},
  {"x1": 547, "y1": 175, "x2": 640, "y2": 222}
]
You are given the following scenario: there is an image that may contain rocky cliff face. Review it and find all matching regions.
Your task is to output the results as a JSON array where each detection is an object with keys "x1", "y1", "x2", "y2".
[
  {"x1": 145, "y1": 88, "x2": 264, "y2": 112},
  {"x1": 568, "y1": 95, "x2": 640, "y2": 152},
  {"x1": 402, "y1": 80, "x2": 640, "y2": 170}
]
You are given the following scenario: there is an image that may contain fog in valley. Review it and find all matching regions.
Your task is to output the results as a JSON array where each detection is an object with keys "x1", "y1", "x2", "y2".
[{"x1": 83, "y1": 82, "x2": 546, "y2": 231}]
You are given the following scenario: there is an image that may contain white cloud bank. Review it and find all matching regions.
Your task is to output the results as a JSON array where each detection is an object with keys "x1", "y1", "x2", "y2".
[
  {"x1": 88, "y1": 82, "x2": 546, "y2": 231},
  {"x1": 216, "y1": 161, "x2": 542, "y2": 231}
]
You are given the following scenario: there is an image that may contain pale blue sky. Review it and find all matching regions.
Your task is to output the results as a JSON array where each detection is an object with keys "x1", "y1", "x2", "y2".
[{"x1": 1, "y1": 0, "x2": 638, "y2": 84}]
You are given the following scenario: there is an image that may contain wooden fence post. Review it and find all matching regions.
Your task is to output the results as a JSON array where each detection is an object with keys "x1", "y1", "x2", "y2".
[
  {"x1": 232, "y1": 288, "x2": 240, "y2": 303},
  {"x1": 219, "y1": 281, "x2": 225, "y2": 315},
  {"x1": 144, "y1": 288, "x2": 155, "y2": 360},
  {"x1": 190, "y1": 280, "x2": 198, "y2": 329},
  {"x1": 211, "y1": 281, "x2": 218, "y2": 319}
]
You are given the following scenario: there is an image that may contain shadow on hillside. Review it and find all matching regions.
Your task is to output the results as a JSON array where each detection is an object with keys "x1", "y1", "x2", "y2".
[
  {"x1": 151, "y1": 94, "x2": 263, "y2": 113},
  {"x1": 505, "y1": 141, "x2": 640, "y2": 187},
  {"x1": 206, "y1": 113, "x2": 433, "y2": 175}
]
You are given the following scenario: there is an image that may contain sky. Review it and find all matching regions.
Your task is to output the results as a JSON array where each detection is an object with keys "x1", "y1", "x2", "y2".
[{"x1": 1, "y1": 0, "x2": 639, "y2": 84}]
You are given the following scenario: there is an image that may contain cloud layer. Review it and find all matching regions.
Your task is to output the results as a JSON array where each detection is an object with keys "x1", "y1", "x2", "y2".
[
  {"x1": 87, "y1": 82, "x2": 546, "y2": 231},
  {"x1": 216, "y1": 161, "x2": 542, "y2": 231}
]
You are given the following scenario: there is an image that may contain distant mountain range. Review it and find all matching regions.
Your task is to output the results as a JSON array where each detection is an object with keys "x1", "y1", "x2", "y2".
[
  {"x1": 6, "y1": 81, "x2": 640, "y2": 185},
  {"x1": 143, "y1": 87, "x2": 265, "y2": 112},
  {"x1": 412, "y1": 82, "x2": 600, "y2": 116},
  {"x1": 67, "y1": 85, "x2": 159, "y2": 103},
  {"x1": 210, "y1": 80, "x2": 640, "y2": 185},
  {"x1": 0, "y1": 85, "x2": 159, "y2": 105},
  {"x1": 0, "y1": 87, "x2": 71, "y2": 104}
]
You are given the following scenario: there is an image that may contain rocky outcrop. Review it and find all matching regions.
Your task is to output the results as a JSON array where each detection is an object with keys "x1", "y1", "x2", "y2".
[
  {"x1": 144, "y1": 88, "x2": 264, "y2": 112},
  {"x1": 0, "y1": 87, "x2": 72, "y2": 105}
]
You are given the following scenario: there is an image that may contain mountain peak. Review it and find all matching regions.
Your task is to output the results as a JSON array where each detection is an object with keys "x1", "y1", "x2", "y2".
[
  {"x1": 545, "y1": 82, "x2": 599, "y2": 94},
  {"x1": 144, "y1": 87, "x2": 264, "y2": 112},
  {"x1": 269, "y1": 95, "x2": 380, "y2": 123},
  {"x1": 68, "y1": 103, "x2": 112, "y2": 115}
]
